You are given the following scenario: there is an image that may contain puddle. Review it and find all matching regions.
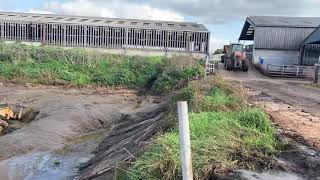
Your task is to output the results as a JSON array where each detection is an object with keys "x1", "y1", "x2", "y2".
[
  {"x1": 0, "y1": 151, "x2": 93, "y2": 180},
  {"x1": 232, "y1": 170, "x2": 303, "y2": 180}
]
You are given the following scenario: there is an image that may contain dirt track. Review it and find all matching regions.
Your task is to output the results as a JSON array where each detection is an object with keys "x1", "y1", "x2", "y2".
[
  {"x1": 218, "y1": 63, "x2": 320, "y2": 149},
  {"x1": 218, "y1": 64, "x2": 320, "y2": 117}
]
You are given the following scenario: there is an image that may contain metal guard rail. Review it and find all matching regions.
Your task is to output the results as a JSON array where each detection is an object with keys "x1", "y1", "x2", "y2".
[{"x1": 266, "y1": 64, "x2": 318, "y2": 77}]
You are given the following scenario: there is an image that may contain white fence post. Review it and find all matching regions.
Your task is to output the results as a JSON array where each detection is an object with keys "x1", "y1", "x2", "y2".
[{"x1": 177, "y1": 101, "x2": 193, "y2": 180}]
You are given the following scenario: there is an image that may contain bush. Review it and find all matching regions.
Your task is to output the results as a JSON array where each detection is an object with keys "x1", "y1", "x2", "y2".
[{"x1": 152, "y1": 65, "x2": 204, "y2": 94}]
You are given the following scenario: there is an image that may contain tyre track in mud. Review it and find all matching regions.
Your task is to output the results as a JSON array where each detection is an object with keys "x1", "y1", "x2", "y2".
[
  {"x1": 246, "y1": 80, "x2": 320, "y2": 118},
  {"x1": 217, "y1": 64, "x2": 320, "y2": 179}
]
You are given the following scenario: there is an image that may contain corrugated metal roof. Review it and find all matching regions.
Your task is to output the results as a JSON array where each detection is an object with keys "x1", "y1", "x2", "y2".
[
  {"x1": 248, "y1": 16, "x2": 320, "y2": 28},
  {"x1": 239, "y1": 16, "x2": 320, "y2": 50},
  {"x1": 239, "y1": 16, "x2": 320, "y2": 41},
  {"x1": 303, "y1": 26, "x2": 320, "y2": 45},
  {"x1": 0, "y1": 11, "x2": 209, "y2": 32},
  {"x1": 254, "y1": 27, "x2": 315, "y2": 49}
]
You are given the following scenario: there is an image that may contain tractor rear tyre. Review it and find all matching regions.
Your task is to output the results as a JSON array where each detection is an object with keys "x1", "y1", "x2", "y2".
[
  {"x1": 242, "y1": 59, "x2": 249, "y2": 72},
  {"x1": 221, "y1": 55, "x2": 225, "y2": 63},
  {"x1": 225, "y1": 58, "x2": 234, "y2": 70}
]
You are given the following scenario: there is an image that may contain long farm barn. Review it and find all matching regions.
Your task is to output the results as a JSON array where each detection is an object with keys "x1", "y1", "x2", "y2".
[
  {"x1": 239, "y1": 16, "x2": 320, "y2": 68},
  {"x1": 0, "y1": 12, "x2": 210, "y2": 57}
]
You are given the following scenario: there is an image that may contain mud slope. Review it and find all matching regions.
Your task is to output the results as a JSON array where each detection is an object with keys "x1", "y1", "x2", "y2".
[
  {"x1": 78, "y1": 101, "x2": 169, "y2": 180},
  {"x1": 0, "y1": 84, "x2": 153, "y2": 160}
]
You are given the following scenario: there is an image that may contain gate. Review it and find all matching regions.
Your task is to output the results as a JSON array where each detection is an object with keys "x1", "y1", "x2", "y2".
[{"x1": 205, "y1": 55, "x2": 216, "y2": 76}]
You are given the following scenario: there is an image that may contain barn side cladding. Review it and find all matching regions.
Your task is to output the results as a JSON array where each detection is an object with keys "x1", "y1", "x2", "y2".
[
  {"x1": 0, "y1": 11, "x2": 210, "y2": 57},
  {"x1": 239, "y1": 16, "x2": 320, "y2": 69}
]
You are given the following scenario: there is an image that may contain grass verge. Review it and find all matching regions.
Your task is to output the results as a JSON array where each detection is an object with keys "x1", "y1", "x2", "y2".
[
  {"x1": 0, "y1": 42, "x2": 204, "y2": 93},
  {"x1": 121, "y1": 77, "x2": 281, "y2": 180}
]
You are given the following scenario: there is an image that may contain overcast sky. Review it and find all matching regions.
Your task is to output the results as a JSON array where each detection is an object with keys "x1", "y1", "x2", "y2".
[{"x1": 2, "y1": 0, "x2": 320, "y2": 51}]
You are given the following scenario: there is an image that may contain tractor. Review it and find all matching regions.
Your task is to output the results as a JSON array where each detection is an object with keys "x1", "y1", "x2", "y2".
[{"x1": 221, "y1": 44, "x2": 249, "y2": 71}]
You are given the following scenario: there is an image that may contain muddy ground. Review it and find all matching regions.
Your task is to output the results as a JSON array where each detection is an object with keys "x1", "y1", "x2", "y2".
[
  {"x1": 0, "y1": 83, "x2": 165, "y2": 179},
  {"x1": 239, "y1": 90, "x2": 320, "y2": 179},
  {"x1": 217, "y1": 63, "x2": 320, "y2": 179},
  {"x1": 0, "y1": 63, "x2": 320, "y2": 180},
  {"x1": 218, "y1": 63, "x2": 320, "y2": 147}
]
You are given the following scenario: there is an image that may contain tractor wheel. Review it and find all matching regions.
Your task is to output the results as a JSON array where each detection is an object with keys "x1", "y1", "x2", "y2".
[
  {"x1": 221, "y1": 55, "x2": 225, "y2": 63},
  {"x1": 242, "y1": 59, "x2": 249, "y2": 72},
  {"x1": 225, "y1": 58, "x2": 234, "y2": 70},
  {"x1": 224, "y1": 59, "x2": 227, "y2": 69}
]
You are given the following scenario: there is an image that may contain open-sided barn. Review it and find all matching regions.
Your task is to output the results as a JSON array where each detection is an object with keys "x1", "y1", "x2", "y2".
[
  {"x1": 0, "y1": 11, "x2": 210, "y2": 57},
  {"x1": 239, "y1": 16, "x2": 320, "y2": 69}
]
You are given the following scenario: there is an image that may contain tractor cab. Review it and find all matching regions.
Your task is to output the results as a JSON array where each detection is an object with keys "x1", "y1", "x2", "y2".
[
  {"x1": 231, "y1": 44, "x2": 244, "y2": 52},
  {"x1": 221, "y1": 43, "x2": 249, "y2": 71}
]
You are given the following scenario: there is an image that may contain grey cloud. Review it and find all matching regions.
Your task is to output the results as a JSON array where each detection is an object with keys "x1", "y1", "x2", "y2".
[{"x1": 90, "y1": 0, "x2": 320, "y2": 24}]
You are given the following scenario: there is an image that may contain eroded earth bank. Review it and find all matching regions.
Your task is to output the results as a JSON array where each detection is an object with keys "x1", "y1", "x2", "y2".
[{"x1": 0, "y1": 83, "x2": 167, "y2": 180}]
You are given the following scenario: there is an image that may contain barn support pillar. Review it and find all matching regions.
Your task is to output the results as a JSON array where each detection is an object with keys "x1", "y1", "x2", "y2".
[
  {"x1": 124, "y1": 28, "x2": 128, "y2": 55},
  {"x1": 0, "y1": 21, "x2": 4, "y2": 39}
]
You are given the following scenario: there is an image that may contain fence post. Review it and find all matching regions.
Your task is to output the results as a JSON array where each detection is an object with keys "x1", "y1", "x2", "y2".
[
  {"x1": 314, "y1": 64, "x2": 319, "y2": 83},
  {"x1": 177, "y1": 101, "x2": 193, "y2": 180}
]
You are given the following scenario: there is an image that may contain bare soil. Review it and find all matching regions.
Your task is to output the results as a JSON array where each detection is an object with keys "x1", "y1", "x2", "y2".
[
  {"x1": 0, "y1": 83, "x2": 162, "y2": 161},
  {"x1": 247, "y1": 91, "x2": 320, "y2": 179},
  {"x1": 218, "y1": 63, "x2": 320, "y2": 149},
  {"x1": 217, "y1": 63, "x2": 320, "y2": 179},
  {"x1": 257, "y1": 96, "x2": 320, "y2": 148},
  {"x1": 0, "y1": 82, "x2": 168, "y2": 180}
]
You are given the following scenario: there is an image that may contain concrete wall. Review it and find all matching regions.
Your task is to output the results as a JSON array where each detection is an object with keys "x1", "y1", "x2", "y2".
[
  {"x1": 63, "y1": 46, "x2": 207, "y2": 59},
  {"x1": 5, "y1": 41, "x2": 207, "y2": 59},
  {"x1": 253, "y1": 48, "x2": 300, "y2": 69}
]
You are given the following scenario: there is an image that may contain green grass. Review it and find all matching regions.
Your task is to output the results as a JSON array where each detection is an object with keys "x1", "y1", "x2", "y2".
[
  {"x1": 121, "y1": 80, "x2": 280, "y2": 180},
  {"x1": 206, "y1": 87, "x2": 242, "y2": 109},
  {"x1": 125, "y1": 109, "x2": 278, "y2": 180},
  {"x1": 0, "y1": 42, "x2": 204, "y2": 92}
]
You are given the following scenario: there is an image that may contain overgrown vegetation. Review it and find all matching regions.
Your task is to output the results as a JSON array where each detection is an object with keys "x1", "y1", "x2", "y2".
[
  {"x1": 122, "y1": 77, "x2": 281, "y2": 180},
  {"x1": 0, "y1": 42, "x2": 204, "y2": 93},
  {"x1": 306, "y1": 82, "x2": 320, "y2": 88}
]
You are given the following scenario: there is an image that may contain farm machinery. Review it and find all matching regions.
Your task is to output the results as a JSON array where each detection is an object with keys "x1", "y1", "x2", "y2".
[{"x1": 221, "y1": 44, "x2": 249, "y2": 71}]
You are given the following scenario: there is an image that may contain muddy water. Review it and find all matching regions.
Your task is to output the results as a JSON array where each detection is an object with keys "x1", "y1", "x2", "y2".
[
  {"x1": 0, "y1": 151, "x2": 90, "y2": 180},
  {"x1": 233, "y1": 170, "x2": 303, "y2": 180},
  {"x1": 0, "y1": 129, "x2": 106, "y2": 180},
  {"x1": 226, "y1": 137, "x2": 320, "y2": 180}
]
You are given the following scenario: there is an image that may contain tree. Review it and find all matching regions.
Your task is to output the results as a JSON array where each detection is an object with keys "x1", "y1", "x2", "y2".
[{"x1": 213, "y1": 48, "x2": 224, "y2": 54}]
